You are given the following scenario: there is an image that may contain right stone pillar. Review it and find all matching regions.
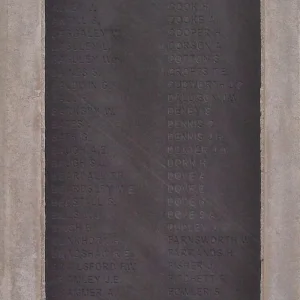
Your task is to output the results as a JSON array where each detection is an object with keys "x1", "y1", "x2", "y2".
[{"x1": 262, "y1": 0, "x2": 300, "y2": 299}]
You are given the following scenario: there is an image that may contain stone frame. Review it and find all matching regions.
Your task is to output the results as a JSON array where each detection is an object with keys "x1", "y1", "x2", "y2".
[
  {"x1": 1, "y1": 0, "x2": 299, "y2": 299},
  {"x1": 0, "y1": 0, "x2": 45, "y2": 299},
  {"x1": 261, "y1": 0, "x2": 300, "y2": 299}
]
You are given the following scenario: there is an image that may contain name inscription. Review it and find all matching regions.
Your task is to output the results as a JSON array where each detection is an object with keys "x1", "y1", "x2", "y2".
[{"x1": 46, "y1": 0, "x2": 260, "y2": 299}]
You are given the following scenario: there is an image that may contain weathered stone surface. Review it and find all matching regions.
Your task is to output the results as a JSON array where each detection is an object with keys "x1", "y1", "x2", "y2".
[
  {"x1": 261, "y1": 0, "x2": 300, "y2": 299},
  {"x1": 0, "y1": 0, "x2": 45, "y2": 300}
]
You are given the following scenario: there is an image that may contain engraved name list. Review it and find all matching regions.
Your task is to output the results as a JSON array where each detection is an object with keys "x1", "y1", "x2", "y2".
[{"x1": 46, "y1": 1, "x2": 260, "y2": 299}]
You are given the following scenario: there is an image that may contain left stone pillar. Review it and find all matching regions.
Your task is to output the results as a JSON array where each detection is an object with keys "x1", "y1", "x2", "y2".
[{"x1": 0, "y1": 0, "x2": 45, "y2": 299}]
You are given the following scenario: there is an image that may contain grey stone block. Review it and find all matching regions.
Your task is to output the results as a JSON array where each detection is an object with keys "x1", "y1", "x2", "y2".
[
  {"x1": 261, "y1": 0, "x2": 300, "y2": 299},
  {"x1": 0, "y1": 0, "x2": 45, "y2": 299}
]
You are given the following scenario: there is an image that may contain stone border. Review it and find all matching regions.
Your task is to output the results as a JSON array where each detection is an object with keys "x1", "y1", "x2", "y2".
[
  {"x1": 261, "y1": 0, "x2": 300, "y2": 299},
  {"x1": 0, "y1": 0, "x2": 45, "y2": 299}
]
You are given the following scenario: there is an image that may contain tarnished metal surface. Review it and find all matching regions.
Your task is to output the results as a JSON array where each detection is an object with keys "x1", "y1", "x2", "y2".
[{"x1": 46, "y1": 1, "x2": 260, "y2": 299}]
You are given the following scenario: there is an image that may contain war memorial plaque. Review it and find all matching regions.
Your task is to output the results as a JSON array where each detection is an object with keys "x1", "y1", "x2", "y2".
[{"x1": 46, "y1": 0, "x2": 261, "y2": 299}]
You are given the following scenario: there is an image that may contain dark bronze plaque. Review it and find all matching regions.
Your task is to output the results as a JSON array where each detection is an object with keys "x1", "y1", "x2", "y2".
[{"x1": 46, "y1": 1, "x2": 260, "y2": 299}]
